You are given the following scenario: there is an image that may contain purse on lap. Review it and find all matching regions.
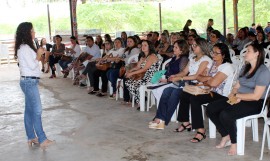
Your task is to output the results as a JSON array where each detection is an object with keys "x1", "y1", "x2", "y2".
[
  {"x1": 183, "y1": 82, "x2": 212, "y2": 96},
  {"x1": 96, "y1": 62, "x2": 111, "y2": 71},
  {"x1": 130, "y1": 72, "x2": 146, "y2": 80},
  {"x1": 61, "y1": 55, "x2": 72, "y2": 61}
]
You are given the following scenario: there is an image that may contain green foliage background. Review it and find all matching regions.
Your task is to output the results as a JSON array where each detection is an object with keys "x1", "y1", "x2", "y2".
[{"x1": 0, "y1": 0, "x2": 269, "y2": 37}]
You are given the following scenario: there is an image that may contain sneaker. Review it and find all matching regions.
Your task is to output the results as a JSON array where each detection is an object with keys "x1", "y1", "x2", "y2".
[
  {"x1": 79, "y1": 83, "x2": 87, "y2": 88},
  {"x1": 149, "y1": 120, "x2": 165, "y2": 130}
]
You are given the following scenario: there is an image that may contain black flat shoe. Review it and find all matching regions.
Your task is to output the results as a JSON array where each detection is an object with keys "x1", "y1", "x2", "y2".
[{"x1": 96, "y1": 93, "x2": 105, "y2": 97}]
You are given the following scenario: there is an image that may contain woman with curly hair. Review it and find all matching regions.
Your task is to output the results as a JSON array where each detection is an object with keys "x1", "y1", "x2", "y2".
[{"x1": 14, "y1": 22, "x2": 53, "y2": 148}]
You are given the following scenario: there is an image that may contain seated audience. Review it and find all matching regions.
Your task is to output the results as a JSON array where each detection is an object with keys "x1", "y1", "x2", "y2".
[
  {"x1": 107, "y1": 36, "x2": 140, "y2": 100},
  {"x1": 149, "y1": 38, "x2": 212, "y2": 129},
  {"x1": 176, "y1": 43, "x2": 234, "y2": 143}
]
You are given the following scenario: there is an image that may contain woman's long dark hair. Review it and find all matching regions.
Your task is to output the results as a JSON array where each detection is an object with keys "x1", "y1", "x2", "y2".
[
  {"x1": 124, "y1": 36, "x2": 138, "y2": 54},
  {"x1": 70, "y1": 36, "x2": 79, "y2": 45},
  {"x1": 40, "y1": 38, "x2": 46, "y2": 46},
  {"x1": 14, "y1": 22, "x2": 36, "y2": 59},
  {"x1": 240, "y1": 43, "x2": 265, "y2": 78},
  {"x1": 213, "y1": 43, "x2": 232, "y2": 64},
  {"x1": 139, "y1": 40, "x2": 156, "y2": 58}
]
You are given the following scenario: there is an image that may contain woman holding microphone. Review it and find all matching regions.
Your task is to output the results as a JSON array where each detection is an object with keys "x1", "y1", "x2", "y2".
[{"x1": 14, "y1": 22, "x2": 53, "y2": 148}]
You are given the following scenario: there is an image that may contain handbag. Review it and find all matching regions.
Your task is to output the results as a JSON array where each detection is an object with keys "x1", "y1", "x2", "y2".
[
  {"x1": 119, "y1": 66, "x2": 126, "y2": 77},
  {"x1": 119, "y1": 63, "x2": 137, "y2": 78},
  {"x1": 183, "y1": 83, "x2": 212, "y2": 96},
  {"x1": 61, "y1": 55, "x2": 72, "y2": 61},
  {"x1": 96, "y1": 62, "x2": 111, "y2": 71},
  {"x1": 130, "y1": 72, "x2": 146, "y2": 80}
]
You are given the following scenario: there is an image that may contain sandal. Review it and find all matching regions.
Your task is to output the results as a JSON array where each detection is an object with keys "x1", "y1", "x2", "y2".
[
  {"x1": 49, "y1": 74, "x2": 56, "y2": 78},
  {"x1": 63, "y1": 72, "x2": 69, "y2": 78},
  {"x1": 96, "y1": 93, "x2": 106, "y2": 97},
  {"x1": 174, "y1": 123, "x2": 192, "y2": 132},
  {"x1": 190, "y1": 131, "x2": 206, "y2": 143}
]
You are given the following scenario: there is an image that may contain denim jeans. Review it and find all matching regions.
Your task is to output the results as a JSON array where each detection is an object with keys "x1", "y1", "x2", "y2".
[
  {"x1": 58, "y1": 59, "x2": 72, "y2": 70},
  {"x1": 155, "y1": 87, "x2": 183, "y2": 125},
  {"x1": 20, "y1": 78, "x2": 47, "y2": 143},
  {"x1": 107, "y1": 68, "x2": 120, "y2": 93}
]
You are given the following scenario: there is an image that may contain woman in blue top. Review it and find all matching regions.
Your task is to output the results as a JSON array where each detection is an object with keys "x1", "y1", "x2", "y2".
[{"x1": 206, "y1": 43, "x2": 270, "y2": 155}]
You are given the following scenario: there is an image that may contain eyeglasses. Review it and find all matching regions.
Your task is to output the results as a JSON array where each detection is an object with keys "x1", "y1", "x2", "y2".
[
  {"x1": 211, "y1": 51, "x2": 222, "y2": 56},
  {"x1": 191, "y1": 44, "x2": 198, "y2": 48}
]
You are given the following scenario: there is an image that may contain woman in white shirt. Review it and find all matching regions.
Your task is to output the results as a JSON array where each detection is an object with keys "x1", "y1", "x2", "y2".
[
  {"x1": 59, "y1": 36, "x2": 81, "y2": 72},
  {"x1": 14, "y1": 22, "x2": 53, "y2": 148}
]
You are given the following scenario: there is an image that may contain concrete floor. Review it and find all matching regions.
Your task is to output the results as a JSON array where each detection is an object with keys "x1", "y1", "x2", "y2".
[{"x1": 0, "y1": 64, "x2": 269, "y2": 161}]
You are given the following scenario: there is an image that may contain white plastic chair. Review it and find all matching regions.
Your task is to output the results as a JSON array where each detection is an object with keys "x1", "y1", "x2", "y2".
[
  {"x1": 55, "y1": 63, "x2": 62, "y2": 76},
  {"x1": 265, "y1": 48, "x2": 270, "y2": 59},
  {"x1": 0, "y1": 44, "x2": 10, "y2": 65},
  {"x1": 236, "y1": 85, "x2": 270, "y2": 155},
  {"x1": 266, "y1": 44, "x2": 270, "y2": 52},
  {"x1": 229, "y1": 49, "x2": 235, "y2": 59},
  {"x1": 265, "y1": 59, "x2": 270, "y2": 69},
  {"x1": 144, "y1": 58, "x2": 172, "y2": 111},
  {"x1": 260, "y1": 119, "x2": 270, "y2": 160}
]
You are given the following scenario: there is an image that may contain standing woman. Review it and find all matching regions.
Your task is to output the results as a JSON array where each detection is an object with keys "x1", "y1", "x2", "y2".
[
  {"x1": 183, "y1": 19, "x2": 192, "y2": 36},
  {"x1": 14, "y1": 22, "x2": 53, "y2": 148},
  {"x1": 206, "y1": 43, "x2": 270, "y2": 155}
]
